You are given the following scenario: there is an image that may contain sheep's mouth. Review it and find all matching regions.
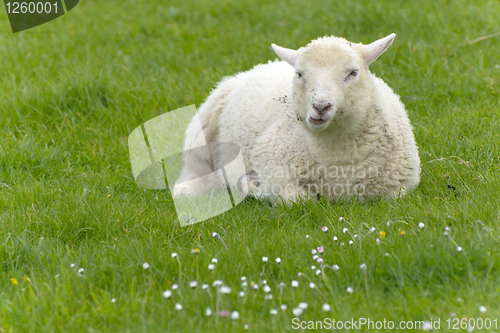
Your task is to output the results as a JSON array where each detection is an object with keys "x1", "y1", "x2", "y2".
[{"x1": 308, "y1": 117, "x2": 325, "y2": 126}]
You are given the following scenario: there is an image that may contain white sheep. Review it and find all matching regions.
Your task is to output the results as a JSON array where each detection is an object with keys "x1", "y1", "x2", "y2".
[{"x1": 174, "y1": 33, "x2": 420, "y2": 203}]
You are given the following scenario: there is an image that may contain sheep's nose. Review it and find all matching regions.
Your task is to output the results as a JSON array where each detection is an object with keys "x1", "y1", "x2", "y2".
[{"x1": 313, "y1": 102, "x2": 332, "y2": 115}]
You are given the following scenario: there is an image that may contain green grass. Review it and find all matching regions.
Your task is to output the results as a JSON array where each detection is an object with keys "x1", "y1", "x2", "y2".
[{"x1": 0, "y1": 0, "x2": 500, "y2": 331}]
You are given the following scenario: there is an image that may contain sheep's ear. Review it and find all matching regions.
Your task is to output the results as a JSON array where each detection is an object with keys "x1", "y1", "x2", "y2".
[
  {"x1": 271, "y1": 44, "x2": 298, "y2": 66},
  {"x1": 362, "y1": 33, "x2": 396, "y2": 65}
]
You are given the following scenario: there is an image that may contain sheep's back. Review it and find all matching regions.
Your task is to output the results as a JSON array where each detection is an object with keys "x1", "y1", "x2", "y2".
[{"x1": 216, "y1": 60, "x2": 295, "y2": 169}]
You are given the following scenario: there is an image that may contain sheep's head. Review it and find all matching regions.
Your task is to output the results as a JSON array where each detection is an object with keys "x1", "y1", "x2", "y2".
[{"x1": 272, "y1": 34, "x2": 396, "y2": 133}]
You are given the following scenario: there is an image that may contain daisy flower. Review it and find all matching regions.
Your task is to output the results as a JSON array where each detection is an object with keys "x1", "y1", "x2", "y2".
[
  {"x1": 230, "y1": 311, "x2": 240, "y2": 320},
  {"x1": 163, "y1": 290, "x2": 172, "y2": 299},
  {"x1": 298, "y1": 302, "x2": 308, "y2": 309}
]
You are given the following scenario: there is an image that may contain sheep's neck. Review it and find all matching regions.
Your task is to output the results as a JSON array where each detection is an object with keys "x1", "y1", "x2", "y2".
[{"x1": 302, "y1": 111, "x2": 376, "y2": 166}]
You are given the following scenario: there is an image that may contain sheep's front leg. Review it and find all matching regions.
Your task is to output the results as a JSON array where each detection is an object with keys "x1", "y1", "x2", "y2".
[
  {"x1": 235, "y1": 170, "x2": 310, "y2": 204},
  {"x1": 250, "y1": 177, "x2": 309, "y2": 205}
]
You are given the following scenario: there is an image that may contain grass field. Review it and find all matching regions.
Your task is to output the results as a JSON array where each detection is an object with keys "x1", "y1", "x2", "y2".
[{"x1": 0, "y1": 0, "x2": 499, "y2": 331}]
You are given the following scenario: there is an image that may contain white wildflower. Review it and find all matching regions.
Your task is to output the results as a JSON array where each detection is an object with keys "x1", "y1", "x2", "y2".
[
  {"x1": 162, "y1": 290, "x2": 172, "y2": 299},
  {"x1": 220, "y1": 286, "x2": 231, "y2": 294},
  {"x1": 230, "y1": 311, "x2": 240, "y2": 320}
]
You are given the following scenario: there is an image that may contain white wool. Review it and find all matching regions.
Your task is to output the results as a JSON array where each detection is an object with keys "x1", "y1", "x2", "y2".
[{"x1": 174, "y1": 34, "x2": 420, "y2": 203}]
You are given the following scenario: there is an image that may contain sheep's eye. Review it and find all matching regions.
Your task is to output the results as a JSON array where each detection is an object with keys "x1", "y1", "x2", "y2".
[
  {"x1": 346, "y1": 70, "x2": 359, "y2": 80},
  {"x1": 296, "y1": 72, "x2": 303, "y2": 79}
]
